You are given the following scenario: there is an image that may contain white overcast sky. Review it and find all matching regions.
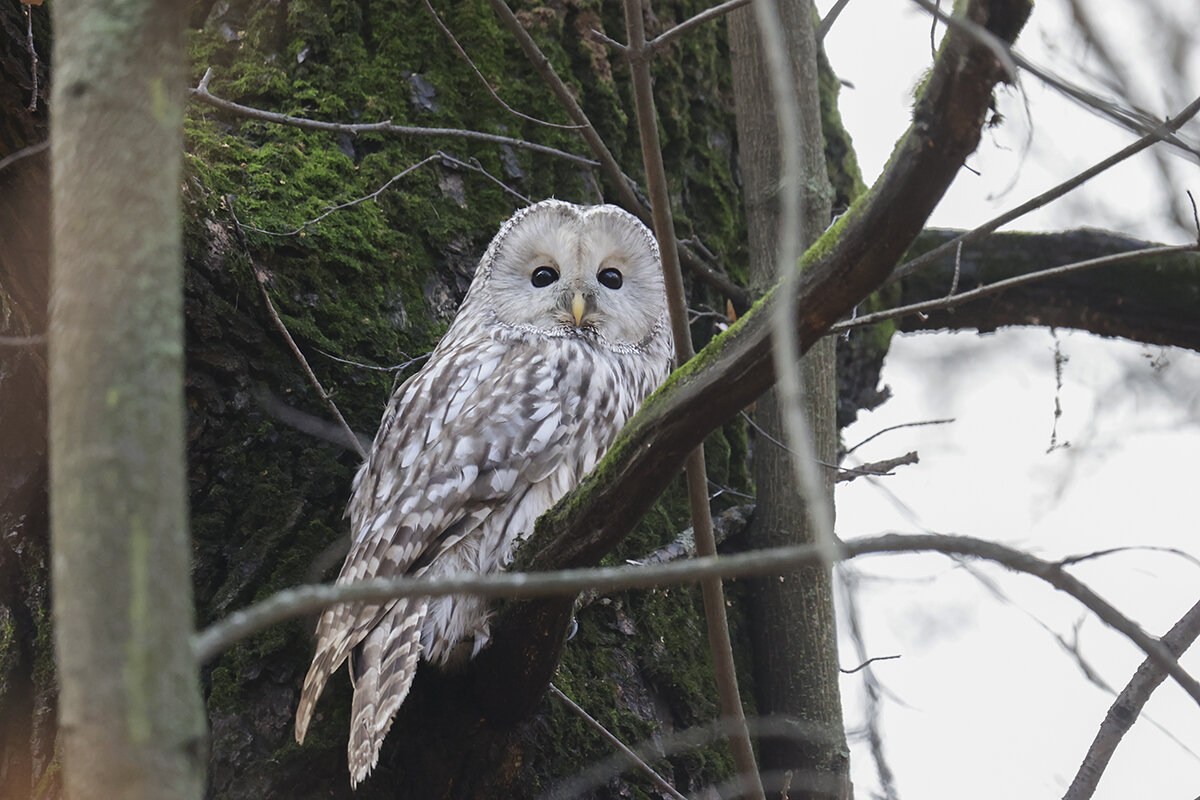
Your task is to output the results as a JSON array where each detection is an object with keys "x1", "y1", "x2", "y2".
[{"x1": 813, "y1": 1, "x2": 1200, "y2": 798}]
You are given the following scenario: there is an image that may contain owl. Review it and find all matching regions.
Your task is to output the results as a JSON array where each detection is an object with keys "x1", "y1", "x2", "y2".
[{"x1": 293, "y1": 199, "x2": 674, "y2": 785}]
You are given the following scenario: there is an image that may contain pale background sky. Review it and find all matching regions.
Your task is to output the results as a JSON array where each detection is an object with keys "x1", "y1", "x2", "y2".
[{"x1": 813, "y1": 1, "x2": 1200, "y2": 798}]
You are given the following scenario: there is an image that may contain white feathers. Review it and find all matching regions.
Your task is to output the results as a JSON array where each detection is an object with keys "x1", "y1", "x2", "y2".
[{"x1": 294, "y1": 200, "x2": 674, "y2": 785}]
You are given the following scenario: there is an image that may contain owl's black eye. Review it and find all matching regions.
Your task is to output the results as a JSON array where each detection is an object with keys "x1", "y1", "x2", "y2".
[
  {"x1": 531, "y1": 266, "x2": 559, "y2": 288},
  {"x1": 597, "y1": 267, "x2": 623, "y2": 290}
]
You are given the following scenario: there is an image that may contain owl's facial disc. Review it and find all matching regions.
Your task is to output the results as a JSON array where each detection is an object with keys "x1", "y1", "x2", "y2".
[{"x1": 477, "y1": 202, "x2": 668, "y2": 347}]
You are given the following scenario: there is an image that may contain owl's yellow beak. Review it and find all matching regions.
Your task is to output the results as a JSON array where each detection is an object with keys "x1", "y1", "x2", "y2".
[{"x1": 571, "y1": 292, "x2": 586, "y2": 326}]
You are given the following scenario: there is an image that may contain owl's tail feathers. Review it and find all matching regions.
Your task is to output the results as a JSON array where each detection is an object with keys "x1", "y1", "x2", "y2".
[
  {"x1": 295, "y1": 600, "x2": 383, "y2": 746},
  {"x1": 348, "y1": 600, "x2": 428, "y2": 788}
]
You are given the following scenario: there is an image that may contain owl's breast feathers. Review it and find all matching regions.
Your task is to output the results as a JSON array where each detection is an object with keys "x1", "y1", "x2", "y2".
[{"x1": 295, "y1": 328, "x2": 666, "y2": 774}]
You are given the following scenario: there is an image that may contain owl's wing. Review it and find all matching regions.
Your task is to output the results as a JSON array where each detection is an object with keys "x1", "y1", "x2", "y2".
[{"x1": 295, "y1": 336, "x2": 580, "y2": 747}]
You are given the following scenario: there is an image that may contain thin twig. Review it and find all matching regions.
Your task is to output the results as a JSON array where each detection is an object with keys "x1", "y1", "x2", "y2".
[
  {"x1": 0, "y1": 334, "x2": 46, "y2": 347},
  {"x1": 242, "y1": 155, "x2": 442, "y2": 237},
  {"x1": 816, "y1": 0, "x2": 854, "y2": 42},
  {"x1": 227, "y1": 199, "x2": 368, "y2": 460},
  {"x1": 25, "y1": 4, "x2": 39, "y2": 112},
  {"x1": 742, "y1": 410, "x2": 916, "y2": 483},
  {"x1": 253, "y1": 386, "x2": 370, "y2": 453},
  {"x1": 647, "y1": 0, "x2": 752, "y2": 53},
  {"x1": 844, "y1": 418, "x2": 954, "y2": 456},
  {"x1": 839, "y1": 654, "x2": 901, "y2": 675},
  {"x1": 834, "y1": 243, "x2": 1200, "y2": 334},
  {"x1": 546, "y1": 715, "x2": 845, "y2": 800},
  {"x1": 188, "y1": 68, "x2": 597, "y2": 167},
  {"x1": 623, "y1": 3, "x2": 763, "y2": 796},
  {"x1": 487, "y1": 0, "x2": 751, "y2": 310},
  {"x1": 316, "y1": 348, "x2": 430, "y2": 373},
  {"x1": 1063, "y1": 598, "x2": 1200, "y2": 800},
  {"x1": 928, "y1": 0, "x2": 940, "y2": 61},
  {"x1": 193, "y1": 532, "x2": 1200, "y2": 715},
  {"x1": 840, "y1": 570, "x2": 901, "y2": 799},
  {"x1": 547, "y1": 684, "x2": 687, "y2": 800},
  {"x1": 910, "y1": 0, "x2": 1018, "y2": 83},
  {"x1": 890, "y1": 92, "x2": 1200, "y2": 284},
  {"x1": 0, "y1": 139, "x2": 49, "y2": 174},
  {"x1": 1008, "y1": 51, "x2": 1200, "y2": 160},
  {"x1": 420, "y1": 0, "x2": 582, "y2": 130},
  {"x1": 1064, "y1": 0, "x2": 1192, "y2": 231},
  {"x1": 836, "y1": 452, "x2": 919, "y2": 484},
  {"x1": 441, "y1": 151, "x2": 533, "y2": 204},
  {"x1": 238, "y1": 151, "x2": 529, "y2": 237}
]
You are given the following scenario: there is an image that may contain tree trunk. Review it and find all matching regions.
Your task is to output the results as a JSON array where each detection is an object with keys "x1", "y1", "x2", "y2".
[
  {"x1": 49, "y1": 0, "x2": 206, "y2": 795},
  {"x1": 728, "y1": 3, "x2": 849, "y2": 798}
]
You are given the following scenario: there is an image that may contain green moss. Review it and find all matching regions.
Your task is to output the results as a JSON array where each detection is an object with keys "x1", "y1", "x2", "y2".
[{"x1": 184, "y1": 0, "x2": 754, "y2": 791}]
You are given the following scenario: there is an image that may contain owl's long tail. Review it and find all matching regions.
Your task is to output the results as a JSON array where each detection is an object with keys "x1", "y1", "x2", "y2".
[{"x1": 348, "y1": 599, "x2": 428, "y2": 787}]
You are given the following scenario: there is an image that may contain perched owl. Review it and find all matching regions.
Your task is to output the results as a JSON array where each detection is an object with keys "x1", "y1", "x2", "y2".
[{"x1": 294, "y1": 199, "x2": 674, "y2": 785}]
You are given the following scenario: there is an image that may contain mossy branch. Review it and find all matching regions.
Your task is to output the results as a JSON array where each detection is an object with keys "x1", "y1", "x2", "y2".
[{"x1": 479, "y1": 0, "x2": 1035, "y2": 716}]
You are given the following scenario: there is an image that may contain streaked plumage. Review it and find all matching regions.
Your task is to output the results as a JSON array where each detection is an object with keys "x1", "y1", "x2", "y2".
[{"x1": 294, "y1": 200, "x2": 673, "y2": 785}]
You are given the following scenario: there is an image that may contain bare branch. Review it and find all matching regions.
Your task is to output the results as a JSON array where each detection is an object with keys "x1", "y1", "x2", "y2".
[
  {"x1": 1063, "y1": 598, "x2": 1200, "y2": 800},
  {"x1": 843, "y1": 418, "x2": 954, "y2": 457},
  {"x1": 194, "y1": 532, "x2": 1200, "y2": 714},
  {"x1": 0, "y1": 139, "x2": 48, "y2": 174},
  {"x1": 839, "y1": 654, "x2": 901, "y2": 676},
  {"x1": 0, "y1": 334, "x2": 46, "y2": 347},
  {"x1": 833, "y1": 242, "x2": 1200, "y2": 334},
  {"x1": 419, "y1": 0, "x2": 583, "y2": 131},
  {"x1": 487, "y1": 0, "x2": 752, "y2": 310},
  {"x1": 252, "y1": 386, "x2": 369, "y2": 453},
  {"x1": 816, "y1": 0, "x2": 854, "y2": 42},
  {"x1": 188, "y1": 68, "x2": 598, "y2": 167},
  {"x1": 548, "y1": 685, "x2": 687, "y2": 800},
  {"x1": 622, "y1": 0, "x2": 763, "y2": 794},
  {"x1": 240, "y1": 155, "x2": 442, "y2": 237},
  {"x1": 24, "y1": 4, "x2": 39, "y2": 112},
  {"x1": 910, "y1": 0, "x2": 1018, "y2": 83},
  {"x1": 891, "y1": 92, "x2": 1200, "y2": 284},
  {"x1": 238, "y1": 151, "x2": 528, "y2": 238},
  {"x1": 549, "y1": 715, "x2": 846, "y2": 800},
  {"x1": 836, "y1": 452, "x2": 919, "y2": 484},
  {"x1": 647, "y1": 0, "x2": 752, "y2": 53},
  {"x1": 227, "y1": 200, "x2": 368, "y2": 460}
]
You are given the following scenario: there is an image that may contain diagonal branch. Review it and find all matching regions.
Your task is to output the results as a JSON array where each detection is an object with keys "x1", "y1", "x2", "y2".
[
  {"x1": 487, "y1": 0, "x2": 752, "y2": 311},
  {"x1": 1063, "y1": 598, "x2": 1200, "y2": 800},
  {"x1": 473, "y1": 0, "x2": 1034, "y2": 726},
  {"x1": 419, "y1": 0, "x2": 583, "y2": 131},
  {"x1": 622, "y1": 0, "x2": 761, "y2": 794},
  {"x1": 646, "y1": 0, "x2": 752, "y2": 53},
  {"x1": 889, "y1": 92, "x2": 1200, "y2": 285}
]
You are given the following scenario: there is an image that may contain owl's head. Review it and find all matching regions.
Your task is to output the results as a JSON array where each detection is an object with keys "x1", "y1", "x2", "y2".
[{"x1": 463, "y1": 200, "x2": 670, "y2": 351}]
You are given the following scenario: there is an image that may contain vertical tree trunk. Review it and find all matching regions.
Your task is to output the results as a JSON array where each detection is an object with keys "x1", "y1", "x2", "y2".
[
  {"x1": 728, "y1": 3, "x2": 850, "y2": 798},
  {"x1": 49, "y1": 0, "x2": 205, "y2": 796}
]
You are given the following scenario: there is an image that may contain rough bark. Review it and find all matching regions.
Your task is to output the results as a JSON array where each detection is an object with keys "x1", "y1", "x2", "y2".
[
  {"x1": 727, "y1": 2, "x2": 848, "y2": 797},
  {"x1": 48, "y1": 0, "x2": 206, "y2": 796}
]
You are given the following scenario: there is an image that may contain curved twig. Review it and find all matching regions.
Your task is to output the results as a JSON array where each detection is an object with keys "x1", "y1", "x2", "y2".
[{"x1": 188, "y1": 68, "x2": 597, "y2": 167}]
